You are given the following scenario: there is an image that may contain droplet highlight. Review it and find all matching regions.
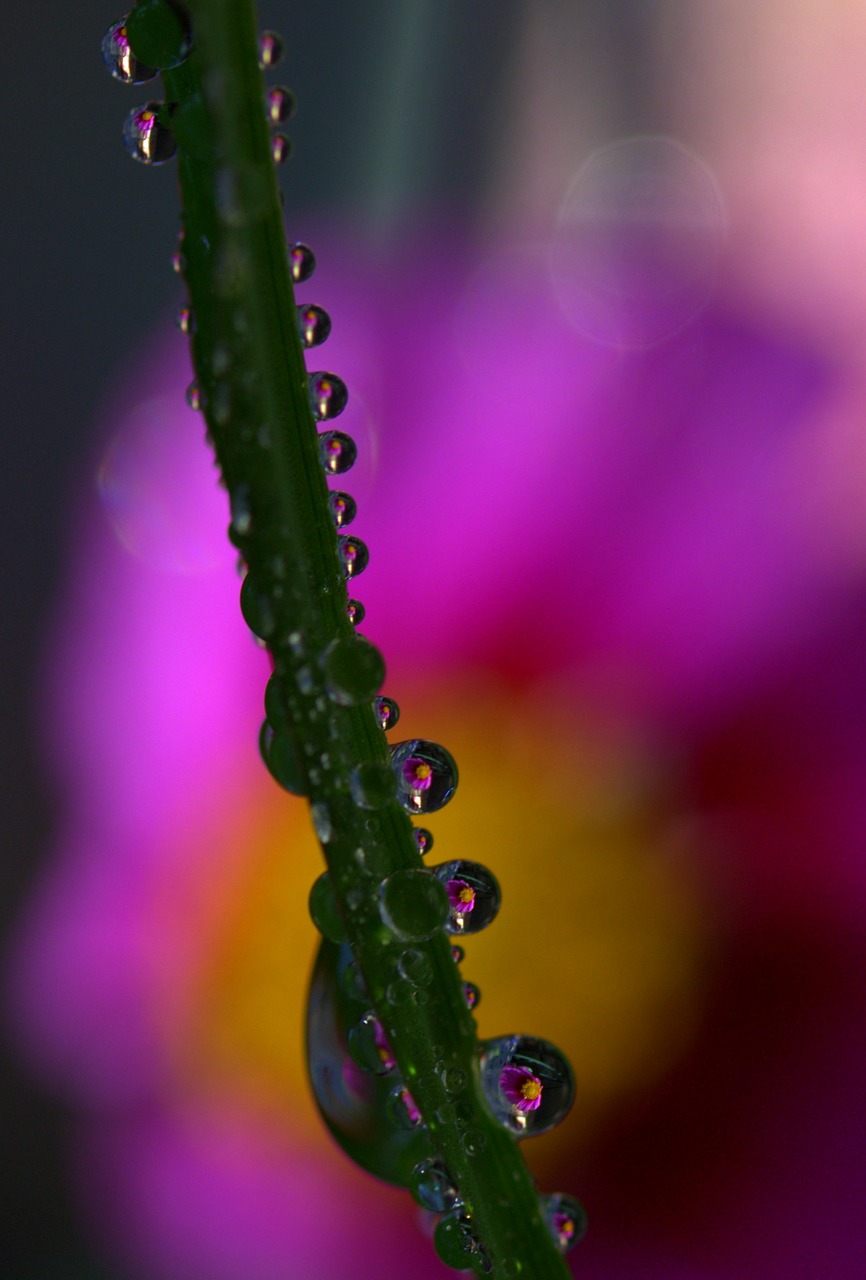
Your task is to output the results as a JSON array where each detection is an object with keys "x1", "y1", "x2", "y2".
[
  {"x1": 174, "y1": 304, "x2": 193, "y2": 334},
  {"x1": 432, "y1": 860, "x2": 501, "y2": 935},
  {"x1": 122, "y1": 103, "x2": 176, "y2": 164},
  {"x1": 479, "y1": 1035, "x2": 575, "y2": 1137},
  {"x1": 389, "y1": 740, "x2": 458, "y2": 814},
  {"x1": 309, "y1": 371, "x2": 348, "y2": 421}
]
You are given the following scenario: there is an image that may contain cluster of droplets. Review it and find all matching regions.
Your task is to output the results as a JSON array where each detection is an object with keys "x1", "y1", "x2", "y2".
[{"x1": 102, "y1": 5, "x2": 193, "y2": 166}]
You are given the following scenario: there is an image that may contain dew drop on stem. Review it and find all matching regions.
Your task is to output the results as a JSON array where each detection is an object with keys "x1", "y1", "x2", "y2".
[
  {"x1": 288, "y1": 241, "x2": 316, "y2": 283},
  {"x1": 389, "y1": 740, "x2": 458, "y2": 814},
  {"x1": 258, "y1": 29, "x2": 284, "y2": 68},
  {"x1": 431, "y1": 859, "x2": 501, "y2": 935},
  {"x1": 297, "y1": 304, "x2": 332, "y2": 349},
  {"x1": 479, "y1": 1034, "x2": 576, "y2": 1137},
  {"x1": 319, "y1": 431, "x2": 357, "y2": 475},
  {"x1": 102, "y1": 17, "x2": 157, "y2": 84},
  {"x1": 309, "y1": 371, "x2": 349, "y2": 421},
  {"x1": 266, "y1": 85, "x2": 296, "y2": 123},
  {"x1": 122, "y1": 103, "x2": 176, "y2": 164}
]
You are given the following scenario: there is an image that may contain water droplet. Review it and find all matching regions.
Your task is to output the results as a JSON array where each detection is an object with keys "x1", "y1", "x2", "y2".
[
  {"x1": 259, "y1": 721, "x2": 307, "y2": 794},
  {"x1": 322, "y1": 635, "x2": 385, "y2": 706},
  {"x1": 501, "y1": 1262, "x2": 522, "y2": 1278},
  {"x1": 230, "y1": 485, "x2": 251, "y2": 536},
  {"x1": 434, "y1": 1212, "x2": 485, "y2": 1271},
  {"x1": 122, "y1": 103, "x2": 176, "y2": 164},
  {"x1": 264, "y1": 671, "x2": 288, "y2": 727},
  {"x1": 296, "y1": 665, "x2": 314, "y2": 694},
  {"x1": 185, "y1": 381, "x2": 203, "y2": 411},
  {"x1": 171, "y1": 247, "x2": 184, "y2": 275},
  {"x1": 348, "y1": 1011, "x2": 396, "y2": 1076},
  {"x1": 389, "y1": 740, "x2": 458, "y2": 814},
  {"x1": 309, "y1": 872, "x2": 347, "y2": 943},
  {"x1": 327, "y1": 491, "x2": 356, "y2": 529},
  {"x1": 124, "y1": 0, "x2": 191, "y2": 70},
  {"x1": 379, "y1": 868, "x2": 449, "y2": 942},
  {"x1": 258, "y1": 29, "x2": 284, "y2": 68},
  {"x1": 319, "y1": 431, "x2": 357, "y2": 475},
  {"x1": 479, "y1": 1035, "x2": 575, "y2": 1137},
  {"x1": 386, "y1": 1085, "x2": 423, "y2": 1130},
  {"x1": 337, "y1": 535, "x2": 369, "y2": 579},
  {"x1": 289, "y1": 241, "x2": 316, "y2": 283},
  {"x1": 101, "y1": 18, "x2": 156, "y2": 84},
  {"x1": 297, "y1": 304, "x2": 332, "y2": 349},
  {"x1": 311, "y1": 800, "x2": 333, "y2": 843},
  {"x1": 239, "y1": 573, "x2": 275, "y2": 639},
  {"x1": 442, "y1": 1066, "x2": 468, "y2": 1095},
  {"x1": 347, "y1": 598, "x2": 365, "y2": 626},
  {"x1": 174, "y1": 304, "x2": 193, "y2": 333},
  {"x1": 271, "y1": 132, "x2": 291, "y2": 164},
  {"x1": 463, "y1": 982, "x2": 481, "y2": 1010},
  {"x1": 373, "y1": 696, "x2": 400, "y2": 732},
  {"x1": 542, "y1": 1193, "x2": 588, "y2": 1252},
  {"x1": 309, "y1": 371, "x2": 349, "y2": 421},
  {"x1": 414, "y1": 827, "x2": 434, "y2": 855},
  {"x1": 461, "y1": 1129, "x2": 488, "y2": 1158},
  {"x1": 349, "y1": 761, "x2": 395, "y2": 810},
  {"x1": 409, "y1": 1158, "x2": 460, "y2": 1213},
  {"x1": 306, "y1": 941, "x2": 432, "y2": 1186},
  {"x1": 431, "y1": 860, "x2": 501, "y2": 935},
  {"x1": 396, "y1": 948, "x2": 433, "y2": 986},
  {"x1": 451, "y1": 944, "x2": 465, "y2": 964},
  {"x1": 266, "y1": 85, "x2": 296, "y2": 123}
]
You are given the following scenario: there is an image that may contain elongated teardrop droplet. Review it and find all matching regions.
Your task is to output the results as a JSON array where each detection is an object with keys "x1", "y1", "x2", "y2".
[
  {"x1": 271, "y1": 132, "x2": 292, "y2": 164},
  {"x1": 319, "y1": 431, "x2": 357, "y2": 475},
  {"x1": 267, "y1": 85, "x2": 296, "y2": 123},
  {"x1": 258, "y1": 29, "x2": 284, "y2": 68},
  {"x1": 289, "y1": 241, "x2": 315, "y2": 283},
  {"x1": 338, "y1": 535, "x2": 369, "y2": 579},
  {"x1": 542, "y1": 1193, "x2": 588, "y2": 1252},
  {"x1": 309, "y1": 371, "x2": 348, "y2": 421},
  {"x1": 431, "y1": 859, "x2": 500, "y2": 935},
  {"x1": 122, "y1": 103, "x2": 176, "y2": 164},
  {"x1": 102, "y1": 17, "x2": 157, "y2": 83},
  {"x1": 389, "y1": 740, "x2": 458, "y2": 814},
  {"x1": 374, "y1": 696, "x2": 400, "y2": 732},
  {"x1": 328, "y1": 490, "x2": 356, "y2": 528},
  {"x1": 479, "y1": 1035, "x2": 575, "y2": 1137},
  {"x1": 297, "y1": 303, "x2": 332, "y2": 349},
  {"x1": 306, "y1": 941, "x2": 432, "y2": 1185}
]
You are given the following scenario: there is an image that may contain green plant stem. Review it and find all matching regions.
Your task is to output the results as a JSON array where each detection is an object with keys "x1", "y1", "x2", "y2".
[{"x1": 137, "y1": 1, "x2": 574, "y2": 1274}]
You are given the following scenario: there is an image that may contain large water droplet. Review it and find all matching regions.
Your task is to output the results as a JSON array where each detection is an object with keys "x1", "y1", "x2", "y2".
[
  {"x1": 266, "y1": 85, "x2": 296, "y2": 123},
  {"x1": 431, "y1": 860, "x2": 501, "y2": 935},
  {"x1": 373, "y1": 696, "x2": 400, "y2": 732},
  {"x1": 309, "y1": 872, "x2": 348, "y2": 943},
  {"x1": 306, "y1": 941, "x2": 432, "y2": 1185},
  {"x1": 479, "y1": 1035, "x2": 575, "y2": 1137},
  {"x1": 297, "y1": 304, "x2": 332, "y2": 349},
  {"x1": 323, "y1": 635, "x2": 385, "y2": 706},
  {"x1": 409, "y1": 1157, "x2": 461, "y2": 1213},
  {"x1": 122, "y1": 103, "x2": 176, "y2": 164},
  {"x1": 327, "y1": 491, "x2": 356, "y2": 529},
  {"x1": 259, "y1": 721, "x2": 307, "y2": 795},
  {"x1": 101, "y1": 17, "x2": 156, "y2": 84},
  {"x1": 124, "y1": 0, "x2": 191, "y2": 69},
  {"x1": 346, "y1": 598, "x2": 365, "y2": 626},
  {"x1": 349, "y1": 761, "x2": 396, "y2": 810},
  {"x1": 379, "y1": 868, "x2": 449, "y2": 942},
  {"x1": 258, "y1": 29, "x2": 284, "y2": 68},
  {"x1": 309, "y1": 371, "x2": 349, "y2": 421},
  {"x1": 337, "y1": 535, "x2": 369, "y2": 579},
  {"x1": 389, "y1": 740, "x2": 458, "y2": 814},
  {"x1": 289, "y1": 241, "x2": 316, "y2": 283},
  {"x1": 319, "y1": 430, "x2": 357, "y2": 475},
  {"x1": 542, "y1": 1193, "x2": 588, "y2": 1252},
  {"x1": 271, "y1": 132, "x2": 291, "y2": 164}
]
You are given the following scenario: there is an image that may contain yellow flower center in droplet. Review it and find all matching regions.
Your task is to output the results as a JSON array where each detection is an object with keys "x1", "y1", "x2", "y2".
[
  {"x1": 458, "y1": 886, "x2": 475, "y2": 906},
  {"x1": 520, "y1": 1077, "x2": 543, "y2": 1102},
  {"x1": 413, "y1": 762, "x2": 433, "y2": 782}
]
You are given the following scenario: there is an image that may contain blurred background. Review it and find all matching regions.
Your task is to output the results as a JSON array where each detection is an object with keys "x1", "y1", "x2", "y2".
[{"x1": 4, "y1": 0, "x2": 866, "y2": 1276}]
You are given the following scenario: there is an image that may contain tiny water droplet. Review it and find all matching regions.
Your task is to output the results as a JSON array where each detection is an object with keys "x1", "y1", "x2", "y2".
[
  {"x1": 374, "y1": 696, "x2": 400, "y2": 732},
  {"x1": 309, "y1": 371, "x2": 348, "y2": 421},
  {"x1": 432, "y1": 860, "x2": 501, "y2": 935},
  {"x1": 442, "y1": 1066, "x2": 468, "y2": 1095},
  {"x1": 386, "y1": 1085, "x2": 423, "y2": 1130},
  {"x1": 185, "y1": 381, "x2": 203, "y2": 411},
  {"x1": 266, "y1": 84, "x2": 296, "y2": 123},
  {"x1": 171, "y1": 247, "x2": 184, "y2": 274},
  {"x1": 409, "y1": 1158, "x2": 460, "y2": 1213},
  {"x1": 461, "y1": 1129, "x2": 487, "y2": 1157},
  {"x1": 349, "y1": 761, "x2": 395, "y2": 810},
  {"x1": 259, "y1": 721, "x2": 307, "y2": 794},
  {"x1": 414, "y1": 827, "x2": 434, "y2": 855},
  {"x1": 309, "y1": 872, "x2": 347, "y2": 943},
  {"x1": 323, "y1": 635, "x2": 385, "y2": 706},
  {"x1": 389, "y1": 740, "x2": 458, "y2": 814},
  {"x1": 175, "y1": 304, "x2": 193, "y2": 333},
  {"x1": 239, "y1": 573, "x2": 275, "y2": 639},
  {"x1": 542, "y1": 1193, "x2": 588, "y2": 1252},
  {"x1": 122, "y1": 103, "x2": 176, "y2": 164},
  {"x1": 451, "y1": 944, "x2": 465, "y2": 964},
  {"x1": 327, "y1": 490, "x2": 356, "y2": 528},
  {"x1": 101, "y1": 18, "x2": 157, "y2": 84},
  {"x1": 311, "y1": 800, "x2": 333, "y2": 844},
  {"x1": 379, "y1": 869, "x2": 449, "y2": 942},
  {"x1": 271, "y1": 132, "x2": 291, "y2": 164},
  {"x1": 319, "y1": 431, "x2": 357, "y2": 475},
  {"x1": 479, "y1": 1035, "x2": 575, "y2": 1137},
  {"x1": 463, "y1": 982, "x2": 481, "y2": 1010},
  {"x1": 258, "y1": 29, "x2": 284, "y2": 68},
  {"x1": 397, "y1": 948, "x2": 433, "y2": 986},
  {"x1": 289, "y1": 241, "x2": 316, "y2": 283},
  {"x1": 338, "y1": 535, "x2": 369, "y2": 579},
  {"x1": 347, "y1": 598, "x2": 365, "y2": 626},
  {"x1": 297, "y1": 304, "x2": 332, "y2": 349}
]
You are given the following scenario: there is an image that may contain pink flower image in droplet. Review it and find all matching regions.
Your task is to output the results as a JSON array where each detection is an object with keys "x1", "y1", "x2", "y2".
[
  {"x1": 401, "y1": 757, "x2": 434, "y2": 790},
  {"x1": 499, "y1": 1064, "x2": 544, "y2": 1112},
  {"x1": 446, "y1": 879, "x2": 476, "y2": 915}
]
